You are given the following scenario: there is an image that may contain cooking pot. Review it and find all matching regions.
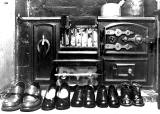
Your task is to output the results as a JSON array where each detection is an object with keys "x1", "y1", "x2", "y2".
[{"x1": 101, "y1": 0, "x2": 125, "y2": 17}]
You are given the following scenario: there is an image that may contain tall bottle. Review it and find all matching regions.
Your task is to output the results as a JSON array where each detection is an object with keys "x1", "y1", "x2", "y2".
[{"x1": 61, "y1": 15, "x2": 70, "y2": 47}]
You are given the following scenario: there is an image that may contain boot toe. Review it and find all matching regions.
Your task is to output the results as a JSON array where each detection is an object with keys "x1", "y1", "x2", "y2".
[
  {"x1": 71, "y1": 100, "x2": 83, "y2": 107},
  {"x1": 133, "y1": 98, "x2": 144, "y2": 106},
  {"x1": 97, "y1": 100, "x2": 108, "y2": 108},
  {"x1": 84, "y1": 101, "x2": 96, "y2": 108}
]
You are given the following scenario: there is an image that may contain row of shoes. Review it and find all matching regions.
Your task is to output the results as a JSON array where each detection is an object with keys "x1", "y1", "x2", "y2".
[
  {"x1": 71, "y1": 82, "x2": 144, "y2": 108},
  {"x1": 1, "y1": 81, "x2": 144, "y2": 112}
]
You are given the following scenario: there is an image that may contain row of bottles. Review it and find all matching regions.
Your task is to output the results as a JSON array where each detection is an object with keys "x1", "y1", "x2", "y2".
[{"x1": 60, "y1": 26, "x2": 98, "y2": 48}]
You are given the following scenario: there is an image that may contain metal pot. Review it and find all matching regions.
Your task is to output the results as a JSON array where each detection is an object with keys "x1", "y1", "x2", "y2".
[
  {"x1": 101, "y1": 0, "x2": 125, "y2": 17},
  {"x1": 121, "y1": 0, "x2": 144, "y2": 16}
]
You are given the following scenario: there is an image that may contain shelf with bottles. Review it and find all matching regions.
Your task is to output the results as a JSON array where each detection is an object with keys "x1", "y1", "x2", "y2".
[{"x1": 60, "y1": 25, "x2": 98, "y2": 49}]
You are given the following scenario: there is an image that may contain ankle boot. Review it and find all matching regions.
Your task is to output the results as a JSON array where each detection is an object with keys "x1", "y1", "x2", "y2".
[
  {"x1": 96, "y1": 85, "x2": 108, "y2": 108},
  {"x1": 108, "y1": 85, "x2": 120, "y2": 108},
  {"x1": 120, "y1": 83, "x2": 132, "y2": 106},
  {"x1": 83, "y1": 85, "x2": 96, "y2": 108},
  {"x1": 130, "y1": 82, "x2": 144, "y2": 106},
  {"x1": 71, "y1": 86, "x2": 84, "y2": 107}
]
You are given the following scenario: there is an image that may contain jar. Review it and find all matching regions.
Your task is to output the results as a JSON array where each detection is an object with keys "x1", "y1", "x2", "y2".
[
  {"x1": 101, "y1": 0, "x2": 125, "y2": 17},
  {"x1": 121, "y1": 0, "x2": 144, "y2": 16}
]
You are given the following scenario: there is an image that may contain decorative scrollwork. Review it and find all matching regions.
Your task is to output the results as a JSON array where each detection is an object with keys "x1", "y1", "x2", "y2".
[{"x1": 105, "y1": 43, "x2": 133, "y2": 50}]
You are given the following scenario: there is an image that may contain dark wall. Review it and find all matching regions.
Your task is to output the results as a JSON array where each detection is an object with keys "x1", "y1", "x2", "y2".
[{"x1": 16, "y1": 0, "x2": 157, "y2": 17}]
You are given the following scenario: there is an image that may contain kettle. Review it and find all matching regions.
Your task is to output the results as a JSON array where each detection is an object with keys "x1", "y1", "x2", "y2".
[{"x1": 101, "y1": 0, "x2": 125, "y2": 17}]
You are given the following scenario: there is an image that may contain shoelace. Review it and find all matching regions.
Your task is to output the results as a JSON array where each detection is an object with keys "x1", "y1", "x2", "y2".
[
  {"x1": 132, "y1": 86, "x2": 141, "y2": 97},
  {"x1": 121, "y1": 85, "x2": 131, "y2": 97}
]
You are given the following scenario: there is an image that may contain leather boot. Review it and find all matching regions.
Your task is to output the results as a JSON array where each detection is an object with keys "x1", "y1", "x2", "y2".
[
  {"x1": 120, "y1": 83, "x2": 132, "y2": 106},
  {"x1": 130, "y1": 82, "x2": 144, "y2": 106},
  {"x1": 108, "y1": 85, "x2": 120, "y2": 108},
  {"x1": 96, "y1": 85, "x2": 108, "y2": 108},
  {"x1": 83, "y1": 85, "x2": 96, "y2": 108},
  {"x1": 20, "y1": 82, "x2": 42, "y2": 112},
  {"x1": 55, "y1": 83, "x2": 70, "y2": 110},
  {"x1": 1, "y1": 82, "x2": 25, "y2": 111},
  {"x1": 71, "y1": 85, "x2": 84, "y2": 107}
]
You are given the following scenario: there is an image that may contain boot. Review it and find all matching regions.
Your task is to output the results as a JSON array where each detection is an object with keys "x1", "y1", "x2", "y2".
[
  {"x1": 1, "y1": 82, "x2": 25, "y2": 111},
  {"x1": 71, "y1": 85, "x2": 84, "y2": 107},
  {"x1": 96, "y1": 85, "x2": 108, "y2": 108},
  {"x1": 120, "y1": 83, "x2": 132, "y2": 106},
  {"x1": 130, "y1": 82, "x2": 144, "y2": 106},
  {"x1": 108, "y1": 85, "x2": 120, "y2": 108},
  {"x1": 20, "y1": 82, "x2": 42, "y2": 112},
  {"x1": 83, "y1": 85, "x2": 96, "y2": 108}
]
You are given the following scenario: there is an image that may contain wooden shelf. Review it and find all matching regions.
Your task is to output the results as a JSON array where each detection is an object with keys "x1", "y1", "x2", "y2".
[
  {"x1": 20, "y1": 16, "x2": 155, "y2": 22},
  {"x1": 19, "y1": 17, "x2": 61, "y2": 21},
  {"x1": 54, "y1": 73, "x2": 101, "y2": 77},
  {"x1": 98, "y1": 16, "x2": 155, "y2": 22},
  {"x1": 53, "y1": 59, "x2": 101, "y2": 63},
  {"x1": 105, "y1": 51, "x2": 147, "y2": 55},
  {"x1": 58, "y1": 51, "x2": 98, "y2": 54},
  {"x1": 103, "y1": 57, "x2": 148, "y2": 61}
]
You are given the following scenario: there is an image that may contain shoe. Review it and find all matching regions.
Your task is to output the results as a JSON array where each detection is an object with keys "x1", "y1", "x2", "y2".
[
  {"x1": 71, "y1": 85, "x2": 84, "y2": 107},
  {"x1": 41, "y1": 83, "x2": 57, "y2": 110},
  {"x1": 20, "y1": 82, "x2": 42, "y2": 112},
  {"x1": 68, "y1": 76, "x2": 77, "y2": 92},
  {"x1": 120, "y1": 83, "x2": 132, "y2": 106},
  {"x1": 108, "y1": 85, "x2": 120, "y2": 108},
  {"x1": 96, "y1": 85, "x2": 108, "y2": 108},
  {"x1": 1, "y1": 82, "x2": 25, "y2": 111},
  {"x1": 130, "y1": 82, "x2": 144, "y2": 106},
  {"x1": 83, "y1": 85, "x2": 96, "y2": 108},
  {"x1": 55, "y1": 83, "x2": 70, "y2": 110}
]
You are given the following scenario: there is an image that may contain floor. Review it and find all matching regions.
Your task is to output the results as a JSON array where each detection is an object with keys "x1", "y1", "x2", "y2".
[
  {"x1": 0, "y1": 101, "x2": 159, "y2": 114},
  {"x1": 0, "y1": 90, "x2": 159, "y2": 114}
]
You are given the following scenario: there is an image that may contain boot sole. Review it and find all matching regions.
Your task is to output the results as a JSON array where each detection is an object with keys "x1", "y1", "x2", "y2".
[{"x1": 1, "y1": 104, "x2": 21, "y2": 111}]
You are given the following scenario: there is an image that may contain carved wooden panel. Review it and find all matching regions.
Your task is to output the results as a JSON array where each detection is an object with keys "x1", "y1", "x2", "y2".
[{"x1": 33, "y1": 23, "x2": 58, "y2": 82}]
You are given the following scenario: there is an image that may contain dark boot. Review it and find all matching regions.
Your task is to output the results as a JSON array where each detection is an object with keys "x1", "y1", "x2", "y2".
[
  {"x1": 83, "y1": 85, "x2": 96, "y2": 108},
  {"x1": 71, "y1": 86, "x2": 84, "y2": 107},
  {"x1": 108, "y1": 85, "x2": 120, "y2": 108},
  {"x1": 120, "y1": 83, "x2": 132, "y2": 106},
  {"x1": 130, "y1": 82, "x2": 144, "y2": 106},
  {"x1": 96, "y1": 85, "x2": 108, "y2": 108},
  {"x1": 55, "y1": 83, "x2": 70, "y2": 110}
]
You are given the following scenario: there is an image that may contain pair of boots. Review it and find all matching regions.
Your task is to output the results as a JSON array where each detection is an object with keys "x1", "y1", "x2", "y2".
[
  {"x1": 1, "y1": 82, "x2": 42, "y2": 112},
  {"x1": 96, "y1": 85, "x2": 121, "y2": 108},
  {"x1": 71, "y1": 85, "x2": 96, "y2": 108},
  {"x1": 96, "y1": 83, "x2": 144, "y2": 108},
  {"x1": 71, "y1": 83, "x2": 144, "y2": 108},
  {"x1": 71, "y1": 85, "x2": 119, "y2": 108},
  {"x1": 120, "y1": 82, "x2": 144, "y2": 106}
]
